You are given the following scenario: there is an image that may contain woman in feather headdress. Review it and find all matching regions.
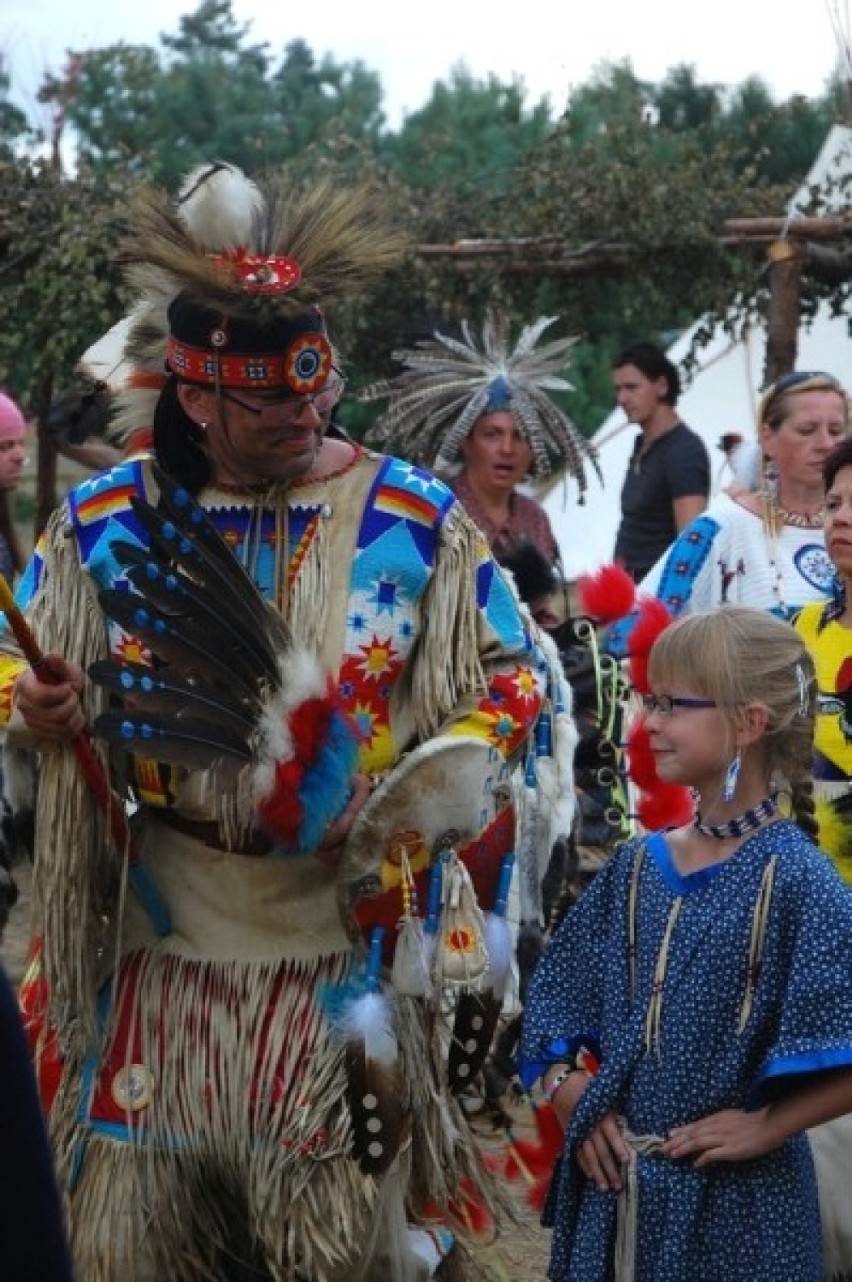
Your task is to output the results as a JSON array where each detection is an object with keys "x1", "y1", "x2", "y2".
[
  {"x1": 362, "y1": 311, "x2": 599, "y2": 568},
  {"x1": 0, "y1": 165, "x2": 562, "y2": 1280},
  {"x1": 363, "y1": 319, "x2": 594, "y2": 1132}
]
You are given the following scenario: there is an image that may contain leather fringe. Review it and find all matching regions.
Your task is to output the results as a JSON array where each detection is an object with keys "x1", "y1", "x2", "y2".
[
  {"x1": 26, "y1": 507, "x2": 117, "y2": 1055},
  {"x1": 410, "y1": 506, "x2": 486, "y2": 743}
]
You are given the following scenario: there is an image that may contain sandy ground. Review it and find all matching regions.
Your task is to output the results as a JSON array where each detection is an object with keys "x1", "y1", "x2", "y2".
[{"x1": 0, "y1": 862, "x2": 553, "y2": 1281}]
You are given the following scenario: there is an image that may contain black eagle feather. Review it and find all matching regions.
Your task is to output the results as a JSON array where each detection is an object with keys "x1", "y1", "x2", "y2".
[
  {"x1": 93, "y1": 710, "x2": 252, "y2": 773},
  {"x1": 97, "y1": 588, "x2": 259, "y2": 702},
  {"x1": 129, "y1": 476, "x2": 280, "y2": 642},
  {"x1": 88, "y1": 659, "x2": 256, "y2": 735},
  {"x1": 111, "y1": 541, "x2": 280, "y2": 687},
  {"x1": 447, "y1": 990, "x2": 504, "y2": 1094}
]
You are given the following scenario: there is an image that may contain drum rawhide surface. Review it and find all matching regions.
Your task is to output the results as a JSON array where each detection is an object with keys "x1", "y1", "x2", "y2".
[{"x1": 338, "y1": 735, "x2": 516, "y2": 966}]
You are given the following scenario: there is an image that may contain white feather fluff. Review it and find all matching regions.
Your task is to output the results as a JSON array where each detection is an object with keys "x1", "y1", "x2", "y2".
[
  {"x1": 483, "y1": 910, "x2": 513, "y2": 998},
  {"x1": 177, "y1": 162, "x2": 264, "y2": 248},
  {"x1": 341, "y1": 991, "x2": 398, "y2": 1065}
]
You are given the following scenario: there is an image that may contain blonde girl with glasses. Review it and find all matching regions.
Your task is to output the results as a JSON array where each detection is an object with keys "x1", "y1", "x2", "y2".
[{"x1": 521, "y1": 606, "x2": 852, "y2": 1282}]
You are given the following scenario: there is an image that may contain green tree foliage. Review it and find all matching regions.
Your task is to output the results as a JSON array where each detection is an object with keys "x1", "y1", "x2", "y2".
[
  {"x1": 41, "y1": 0, "x2": 385, "y2": 186},
  {"x1": 709, "y1": 76, "x2": 835, "y2": 183},
  {"x1": 654, "y1": 64, "x2": 722, "y2": 134},
  {"x1": 0, "y1": 57, "x2": 31, "y2": 160},
  {"x1": 41, "y1": 45, "x2": 168, "y2": 178},
  {"x1": 381, "y1": 65, "x2": 552, "y2": 204},
  {"x1": 5, "y1": 14, "x2": 850, "y2": 445},
  {"x1": 0, "y1": 162, "x2": 131, "y2": 401},
  {"x1": 268, "y1": 39, "x2": 385, "y2": 157},
  {"x1": 0, "y1": 160, "x2": 133, "y2": 525}
]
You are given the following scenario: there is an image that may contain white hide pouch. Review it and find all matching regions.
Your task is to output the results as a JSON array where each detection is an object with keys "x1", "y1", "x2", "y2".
[{"x1": 433, "y1": 850, "x2": 489, "y2": 987}]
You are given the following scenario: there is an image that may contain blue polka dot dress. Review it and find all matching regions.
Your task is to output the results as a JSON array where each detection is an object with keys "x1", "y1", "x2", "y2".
[{"x1": 520, "y1": 821, "x2": 852, "y2": 1281}]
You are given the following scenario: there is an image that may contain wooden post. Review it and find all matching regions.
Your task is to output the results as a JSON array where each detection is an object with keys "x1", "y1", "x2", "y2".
[{"x1": 764, "y1": 238, "x2": 802, "y2": 387}]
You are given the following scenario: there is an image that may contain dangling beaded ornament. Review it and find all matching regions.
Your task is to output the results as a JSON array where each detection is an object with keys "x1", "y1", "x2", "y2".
[
  {"x1": 391, "y1": 842, "x2": 432, "y2": 998},
  {"x1": 721, "y1": 750, "x2": 742, "y2": 803}
]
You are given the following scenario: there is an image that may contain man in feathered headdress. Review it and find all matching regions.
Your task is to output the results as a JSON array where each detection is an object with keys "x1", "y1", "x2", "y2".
[
  {"x1": 0, "y1": 165, "x2": 571, "y2": 1280},
  {"x1": 362, "y1": 310, "x2": 599, "y2": 569}
]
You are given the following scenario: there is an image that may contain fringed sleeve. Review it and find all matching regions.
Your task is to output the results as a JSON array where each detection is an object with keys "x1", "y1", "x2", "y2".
[
  {"x1": 408, "y1": 501, "x2": 545, "y2": 757},
  {"x1": 23, "y1": 506, "x2": 118, "y2": 1056},
  {"x1": 408, "y1": 503, "x2": 486, "y2": 742}
]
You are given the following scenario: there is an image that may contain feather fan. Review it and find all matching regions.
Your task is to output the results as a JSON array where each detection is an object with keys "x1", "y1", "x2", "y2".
[{"x1": 91, "y1": 464, "x2": 359, "y2": 854}]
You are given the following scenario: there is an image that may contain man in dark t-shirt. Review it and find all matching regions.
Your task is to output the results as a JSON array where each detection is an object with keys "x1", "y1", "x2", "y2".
[{"x1": 611, "y1": 341, "x2": 710, "y2": 581}]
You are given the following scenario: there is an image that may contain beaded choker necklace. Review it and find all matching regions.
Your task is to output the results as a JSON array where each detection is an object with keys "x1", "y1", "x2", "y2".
[
  {"x1": 773, "y1": 503, "x2": 824, "y2": 530},
  {"x1": 693, "y1": 794, "x2": 778, "y2": 840}
]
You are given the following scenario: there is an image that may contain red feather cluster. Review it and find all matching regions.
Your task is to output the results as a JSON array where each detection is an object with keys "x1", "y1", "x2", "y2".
[
  {"x1": 626, "y1": 706, "x2": 694, "y2": 830},
  {"x1": 576, "y1": 563, "x2": 636, "y2": 624},
  {"x1": 256, "y1": 682, "x2": 337, "y2": 846},
  {"x1": 500, "y1": 1101, "x2": 565, "y2": 1213},
  {"x1": 420, "y1": 1176, "x2": 496, "y2": 1240},
  {"x1": 625, "y1": 718, "x2": 657, "y2": 791},
  {"x1": 627, "y1": 597, "x2": 673, "y2": 694},
  {"x1": 621, "y1": 595, "x2": 695, "y2": 831},
  {"x1": 575, "y1": 562, "x2": 695, "y2": 833},
  {"x1": 637, "y1": 784, "x2": 695, "y2": 830}
]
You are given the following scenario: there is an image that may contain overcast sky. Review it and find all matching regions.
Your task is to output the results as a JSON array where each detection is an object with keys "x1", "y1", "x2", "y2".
[{"x1": 2, "y1": 0, "x2": 849, "y2": 132}]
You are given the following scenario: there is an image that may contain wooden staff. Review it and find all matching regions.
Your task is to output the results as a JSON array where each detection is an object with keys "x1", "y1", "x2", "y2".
[{"x1": 0, "y1": 574, "x2": 170, "y2": 934}]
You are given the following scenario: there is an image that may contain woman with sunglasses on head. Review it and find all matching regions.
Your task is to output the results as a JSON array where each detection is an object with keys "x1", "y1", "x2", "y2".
[
  {"x1": 610, "y1": 374, "x2": 848, "y2": 644},
  {"x1": 521, "y1": 606, "x2": 852, "y2": 1282}
]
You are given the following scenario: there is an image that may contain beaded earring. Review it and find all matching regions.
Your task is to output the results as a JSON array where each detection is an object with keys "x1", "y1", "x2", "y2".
[
  {"x1": 722, "y1": 749, "x2": 742, "y2": 803},
  {"x1": 763, "y1": 457, "x2": 779, "y2": 504}
]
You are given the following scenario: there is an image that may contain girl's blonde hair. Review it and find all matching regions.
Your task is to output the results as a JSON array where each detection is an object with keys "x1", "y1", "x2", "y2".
[{"x1": 647, "y1": 607, "x2": 815, "y2": 793}]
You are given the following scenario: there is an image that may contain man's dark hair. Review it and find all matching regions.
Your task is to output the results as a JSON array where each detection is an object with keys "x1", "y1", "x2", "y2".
[
  {"x1": 613, "y1": 341, "x2": 681, "y2": 405},
  {"x1": 497, "y1": 539, "x2": 557, "y2": 606}
]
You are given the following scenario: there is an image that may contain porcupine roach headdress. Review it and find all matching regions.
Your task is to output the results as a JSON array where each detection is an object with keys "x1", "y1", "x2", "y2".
[
  {"x1": 360, "y1": 308, "x2": 600, "y2": 494},
  {"x1": 111, "y1": 162, "x2": 408, "y2": 463}
]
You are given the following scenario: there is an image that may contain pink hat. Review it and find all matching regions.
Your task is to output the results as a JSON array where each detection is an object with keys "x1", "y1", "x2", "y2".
[{"x1": 0, "y1": 393, "x2": 25, "y2": 441}]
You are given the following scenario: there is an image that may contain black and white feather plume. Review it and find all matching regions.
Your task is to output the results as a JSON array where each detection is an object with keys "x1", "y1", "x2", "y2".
[{"x1": 361, "y1": 308, "x2": 600, "y2": 493}]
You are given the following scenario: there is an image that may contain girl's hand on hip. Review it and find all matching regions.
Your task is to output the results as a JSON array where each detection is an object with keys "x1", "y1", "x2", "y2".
[{"x1": 664, "y1": 1106, "x2": 777, "y2": 1166}]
